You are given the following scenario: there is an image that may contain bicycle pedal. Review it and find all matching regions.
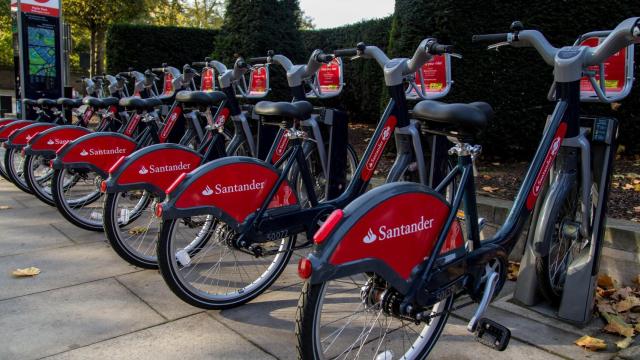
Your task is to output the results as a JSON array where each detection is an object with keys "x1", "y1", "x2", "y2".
[{"x1": 474, "y1": 318, "x2": 510, "y2": 351}]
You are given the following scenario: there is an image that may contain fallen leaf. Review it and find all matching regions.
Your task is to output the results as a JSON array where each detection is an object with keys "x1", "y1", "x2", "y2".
[
  {"x1": 12, "y1": 267, "x2": 41, "y2": 277},
  {"x1": 602, "y1": 312, "x2": 635, "y2": 337},
  {"x1": 0, "y1": 205, "x2": 12, "y2": 210},
  {"x1": 616, "y1": 337, "x2": 634, "y2": 349},
  {"x1": 598, "y1": 274, "x2": 615, "y2": 289},
  {"x1": 507, "y1": 261, "x2": 520, "y2": 281},
  {"x1": 623, "y1": 184, "x2": 635, "y2": 190},
  {"x1": 615, "y1": 295, "x2": 640, "y2": 312},
  {"x1": 482, "y1": 175, "x2": 493, "y2": 180},
  {"x1": 635, "y1": 207, "x2": 640, "y2": 213},
  {"x1": 614, "y1": 287, "x2": 634, "y2": 300},
  {"x1": 611, "y1": 102, "x2": 623, "y2": 111},
  {"x1": 597, "y1": 301, "x2": 615, "y2": 315},
  {"x1": 481, "y1": 186, "x2": 500, "y2": 193},
  {"x1": 575, "y1": 335, "x2": 607, "y2": 351},
  {"x1": 128, "y1": 226, "x2": 148, "y2": 235},
  {"x1": 633, "y1": 275, "x2": 640, "y2": 286},
  {"x1": 597, "y1": 287, "x2": 616, "y2": 298},
  {"x1": 613, "y1": 174, "x2": 626, "y2": 180},
  {"x1": 491, "y1": 162, "x2": 501, "y2": 166}
]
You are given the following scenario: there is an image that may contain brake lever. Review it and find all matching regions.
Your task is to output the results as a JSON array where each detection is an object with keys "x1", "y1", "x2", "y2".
[
  {"x1": 449, "y1": 53, "x2": 463, "y2": 59},
  {"x1": 487, "y1": 42, "x2": 510, "y2": 51},
  {"x1": 349, "y1": 55, "x2": 362, "y2": 61}
]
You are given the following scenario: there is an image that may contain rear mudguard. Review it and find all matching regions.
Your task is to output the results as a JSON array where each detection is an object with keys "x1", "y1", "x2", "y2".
[
  {"x1": 104, "y1": 143, "x2": 203, "y2": 196},
  {"x1": 25, "y1": 126, "x2": 93, "y2": 156},
  {"x1": 0, "y1": 119, "x2": 17, "y2": 128},
  {"x1": 0, "y1": 120, "x2": 34, "y2": 142},
  {"x1": 159, "y1": 157, "x2": 298, "y2": 230},
  {"x1": 5, "y1": 123, "x2": 56, "y2": 149},
  {"x1": 305, "y1": 182, "x2": 465, "y2": 295},
  {"x1": 51, "y1": 132, "x2": 137, "y2": 178}
]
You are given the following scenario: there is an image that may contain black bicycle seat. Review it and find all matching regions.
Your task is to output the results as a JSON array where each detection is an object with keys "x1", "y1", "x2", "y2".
[
  {"x1": 254, "y1": 101, "x2": 313, "y2": 120},
  {"x1": 412, "y1": 100, "x2": 493, "y2": 134},
  {"x1": 175, "y1": 91, "x2": 227, "y2": 106},
  {"x1": 156, "y1": 94, "x2": 177, "y2": 105},
  {"x1": 23, "y1": 99, "x2": 37, "y2": 107},
  {"x1": 37, "y1": 98, "x2": 58, "y2": 107},
  {"x1": 57, "y1": 98, "x2": 84, "y2": 108},
  {"x1": 119, "y1": 97, "x2": 163, "y2": 110},
  {"x1": 84, "y1": 97, "x2": 120, "y2": 108}
]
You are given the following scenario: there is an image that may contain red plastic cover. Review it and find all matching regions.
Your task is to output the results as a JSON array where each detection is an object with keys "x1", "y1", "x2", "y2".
[
  {"x1": 10, "y1": 123, "x2": 55, "y2": 145},
  {"x1": 59, "y1": 135, "x2": 137, "y2": 173},
  {"x1": 248, "y1": 66, "x2": 268, "y2": 96},
  {"x1": 580, "y1": 37, "x2": 628, "y2": 95},
  {"x1": 0, "y1": 121, "x2": 33, "y2": 141},
  {"x1": 29, "y1": 127, "x2": 92, "y2": 152}
]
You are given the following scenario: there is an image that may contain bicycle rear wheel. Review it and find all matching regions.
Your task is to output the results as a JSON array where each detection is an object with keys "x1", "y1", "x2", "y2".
[
  {"x1": 296, "y1": 274, "x2": 453, "y2": 359},
  {"x1": 51, "y1": 168, "x2": 105, "y2": 231},
  {"x1": 157, "y1": 215, "x2": 295, "y2": 309}
]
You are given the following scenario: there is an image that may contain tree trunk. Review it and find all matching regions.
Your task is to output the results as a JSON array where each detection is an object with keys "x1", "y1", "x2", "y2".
[
  {"x1": 89, "y1": 30, "x2": 96, "y2": 76},
  {"x1": 96, "y1": 29, "x2": 105, "y2": 75}
]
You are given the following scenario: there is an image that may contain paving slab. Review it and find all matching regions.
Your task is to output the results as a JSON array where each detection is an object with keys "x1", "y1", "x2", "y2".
[
  {"x1": 49, "y1": 221, "x2": 109, "y2": 245},
  {"x1": 0, "y1": 241, "x2": 141, "y2": 300},
  {"x1": 0, "y1": 278, "x2": 165, "y2": 360},
  {"x1": 0, "y1": 223, "x2": 74, "y2": 256},
  {"x1": 116, "y1": 270, "x2": 204, "y2": 321},
  {"x1": 46, "y1": 313, "x2": 275, "y2": 360}
]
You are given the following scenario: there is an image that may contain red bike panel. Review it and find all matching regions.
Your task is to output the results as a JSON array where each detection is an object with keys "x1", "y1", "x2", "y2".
[
  {"x1": 526, "y1": 122, "x2": 568, "y2": 210},
  {"x1": 123, "y1": 114, "x2": 142, "y2": 137},
  {"x1": 58, "y1": 134, "x2": 137, "y2": 174},
  {"x1": 158, "y1": 106, "x2": 183, "y2": 142},
  {"x1": 0, "y1": 121, "x2": 33, "y2": 141},
  {"x1": 201, "y1": 68, "x2": 215, "y2": 92},
  {"x1": 271, "y1": 132, "x2": 289, "y2": 163},
  {"x1": 114, "y1": 148, "x2": 202, "y2": 193},
  {"x1": 174, "y1": 162, "x2": 298, "y2": 222},
  {"x1": 329, "y1": 192, "x2": 464, "y2": 280},
  {"x1": 29, "y1": 127, "x2": 92, "y2": 153},
  {"x1": 9, "y1": 123, "x2": 55, "y2": 146},
  {"x1": 0, "y1": 119, "x2": 17, "y2": 127},
  {"x1": 360, "y1": 116, "x2": 397, "y2": 181}
]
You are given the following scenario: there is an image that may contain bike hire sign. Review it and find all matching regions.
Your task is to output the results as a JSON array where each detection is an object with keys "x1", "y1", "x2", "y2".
[{"x1": 15, "y1": 0, "x2": 60, "y2": 17}]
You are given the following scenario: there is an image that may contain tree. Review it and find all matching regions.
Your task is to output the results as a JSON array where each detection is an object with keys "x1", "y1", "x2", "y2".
[
  {"x1": 64, "y1": 0, "x2": 146, "y2": 75},
  {"x1": 0, "y1": 0, "x2": 13, "y2": 67}
]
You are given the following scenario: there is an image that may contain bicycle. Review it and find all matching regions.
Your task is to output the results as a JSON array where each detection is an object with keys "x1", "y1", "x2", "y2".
[
  {"x1": 154, "y1": 41, "x2": 454, "y2": 310},
  {"x1": 294, "y1": 18, "x2": 640, "y2": 359},
  {"x1": 49, "y1": 64, "x2": 206, "y2": 231},
  {"x1": 100, "y1": 57, "x2": 264, "y2": 268}
]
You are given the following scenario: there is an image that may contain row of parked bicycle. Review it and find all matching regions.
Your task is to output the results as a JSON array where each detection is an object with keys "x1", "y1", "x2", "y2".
[{"x1": 1, "y1": 17, "x2": 639, "y2": 359}]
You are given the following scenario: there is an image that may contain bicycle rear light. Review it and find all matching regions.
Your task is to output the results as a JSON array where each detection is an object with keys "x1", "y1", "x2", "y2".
[
  {"x1": 154, "y1": 203, "x2": 163, "y2": 218},
  {"x1": 99, "y1": 180, "x2": 107, "y2": 193},
  {"x1": 313, "y1": 209, "x2": 344, "y2": 245},
  {"x1": 298, "y1": 257, "x2": 312, "y2": 279}
]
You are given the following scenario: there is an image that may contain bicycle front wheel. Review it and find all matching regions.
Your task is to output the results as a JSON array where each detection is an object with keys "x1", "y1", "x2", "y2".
[
  {"x1": 51, "y1": 168, "x2": 105, "y2": 231},
  {"x1": 296, "y1": 274, "x2": 453, "y2": 360},
  {"x1": 4, "y1": 147, "x2": 32, "y2": 193},
  {"x1": 157, "y1": 215, "x2": 294, "y2": 309},
  {"x1": 23, "y1": 154, "x2": 56, "y2": 206}
]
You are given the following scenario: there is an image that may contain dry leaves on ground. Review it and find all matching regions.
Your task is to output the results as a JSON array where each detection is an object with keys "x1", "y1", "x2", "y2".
[
  {"x1": 588, "y1": 274, "x2": 640, "y2": 351},
  {"x1": 575, "y1": 335, "x2": 607, "y2": 351},
  {"x1": 128, "y1": 226, "x2": 148, "y2": 235},
  {"x1": 481, "y1": 186, "x2": 500, "y2": 193},
  {"x1": 0, "y1": 205, "x2": 12, "y2": 210},
  {"x1": 12, "y1": 267, "x2": 41, "y2": 277},
  {"x1": 507, "y1": 261, "x2": 520, "y2": 281}
]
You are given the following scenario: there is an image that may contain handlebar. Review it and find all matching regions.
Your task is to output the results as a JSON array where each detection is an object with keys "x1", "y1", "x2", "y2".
[
  {"x1": 151, "y1": 67, "x2": 165, "y2": 73},
  {"x1": 315, "y1": 53, "x2": 335, "y2": 63},
  {"x1": 472, "y1": 33, "x2": 509, "y2": 43},
  {"x1": 333, "y1": 48, "x2": 358, "y2": 57},
  {"x1": 248, "y1": 56, "x2": 269, "y2": 64},
  {"x1": 192, "y1": 61, "x2": 208, "y2": 67}
]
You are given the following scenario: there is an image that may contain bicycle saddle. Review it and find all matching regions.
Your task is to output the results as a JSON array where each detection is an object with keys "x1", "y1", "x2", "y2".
[
  {"x1": 254, "y1": 101, "x2": 313, "y2": 120},
  {"x1": 175, "y1": 91, "x2": 227, "y2": 106},
  {"x1": 37, "y1": 98, "x2": 58, "y2": 107},
  {"x1": 84, "y1": 97, "x2": 120, "y2": 108},
  {"x1": 156, "y1": 94, "x2": 177, "y2": 105},
  {"x1": 412, "y1": 100, "x2": 493, "y2": 134},
  {"x1": 23, "y1": 99, "x2": 37, "y2": 107},
  {"x1": 119, "y1": 97, "x2": 163, "y2": 110},
  {"x1": 57, "y1": 98, "x2": 84, "y2": 108}
]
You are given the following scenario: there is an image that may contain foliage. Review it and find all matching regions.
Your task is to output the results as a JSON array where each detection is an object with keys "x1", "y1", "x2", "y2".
[
  {"x1": 0, "y1": 0, "x2": 12, "y2": 68},
  {"x1": 140, "y1": 0, "x2": 224, "y2": 29},
  {"x1": 106, "y1": 24, "x2": 218, "y2": 73},
  {"x1": 388, "y1": 0, "x2": 640, "y2": 158},
  {"x1": 64, "y1": 0, "x2": 147, "y2": 74}
]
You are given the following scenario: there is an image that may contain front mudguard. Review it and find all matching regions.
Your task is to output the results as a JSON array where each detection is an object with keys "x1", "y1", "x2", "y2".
[
  {"x1": 532, "y1": 171, "x2": 577, "y2": 257},
  {"x1": 159, "y1": 156, "x2": 299, "y2": 231},
  {"x1": 103, "y1": 143, "x2": 203, "y2": 197},
  {"x1": 51, "y1": 132, "x2": 137, "y2": 178},
  {"x1": 25, "y1": 126, "x2": 92, "y2": 157},
  {"x1": 5, "y1": 123, "x2": 56, "y2": 150},
  {"x1": 306, "y1": 182, "x2": 465, "y2": 295},
  {"x1": 0, "y1": 119, "x2": 17, "y2": 128},
  {"x1": 0, "y1": 120, "x2": 34, "y2": 142}
]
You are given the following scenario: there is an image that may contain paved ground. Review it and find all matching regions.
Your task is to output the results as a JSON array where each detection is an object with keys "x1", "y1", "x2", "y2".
[{"x1": 0, "y1": 176, "x2": 611, "y2": 360}]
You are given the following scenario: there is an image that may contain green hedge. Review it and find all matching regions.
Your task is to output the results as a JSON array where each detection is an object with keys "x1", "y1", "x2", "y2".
[
  {"x1": 389, "y1": 0, "x2": 640, "y2": 157},
  {"x1": 106, "y1": 24, "x2": 218, "y2": 74}
]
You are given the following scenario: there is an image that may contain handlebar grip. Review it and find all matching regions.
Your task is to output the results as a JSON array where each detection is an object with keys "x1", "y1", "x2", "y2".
[
  {"x1": 334, "y1": 48, "x2": 358, "y2": 57},
  {"x1": 430, "y1": 44, "x2": 454, "y2": 55},
  {"x1": 151, "y1": 67, "x2": 165, "y2": 72},
  {"x1": 472, "y1": 33, "x2": 510, "y2": 43},
  {"x1": 316, "y1": 53, "x2": 335, "y2": 63},
  {"x1": 192, "y1": 62, "x2": 208, "y2": 67},
  {"x1": 249, "y1": 57, "x2": 269, "y2": 64}
]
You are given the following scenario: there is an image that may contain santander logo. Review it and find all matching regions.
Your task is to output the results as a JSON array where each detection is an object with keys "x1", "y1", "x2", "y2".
[
  {"x1": 362, "y1": 216, "x2": 435, "y2": 244},
  {"x1": 366, "y1": 125, "x2": 393, "y2": 171},
  {"x1": 201, "y1": 180, "x2": 266, "y2": 197},
  {"x1": 532, "y1": 136, "x2": 563, "y2": 196},
  {"x1": 79, "y1": 147, "x2": 127, "y2": 157},
  {"x1": 47, "y1": 139, "x2": 54, "y2": 145},
  {"x1": 138, "y1": 162, "x2": 191, "y2": 175}
]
